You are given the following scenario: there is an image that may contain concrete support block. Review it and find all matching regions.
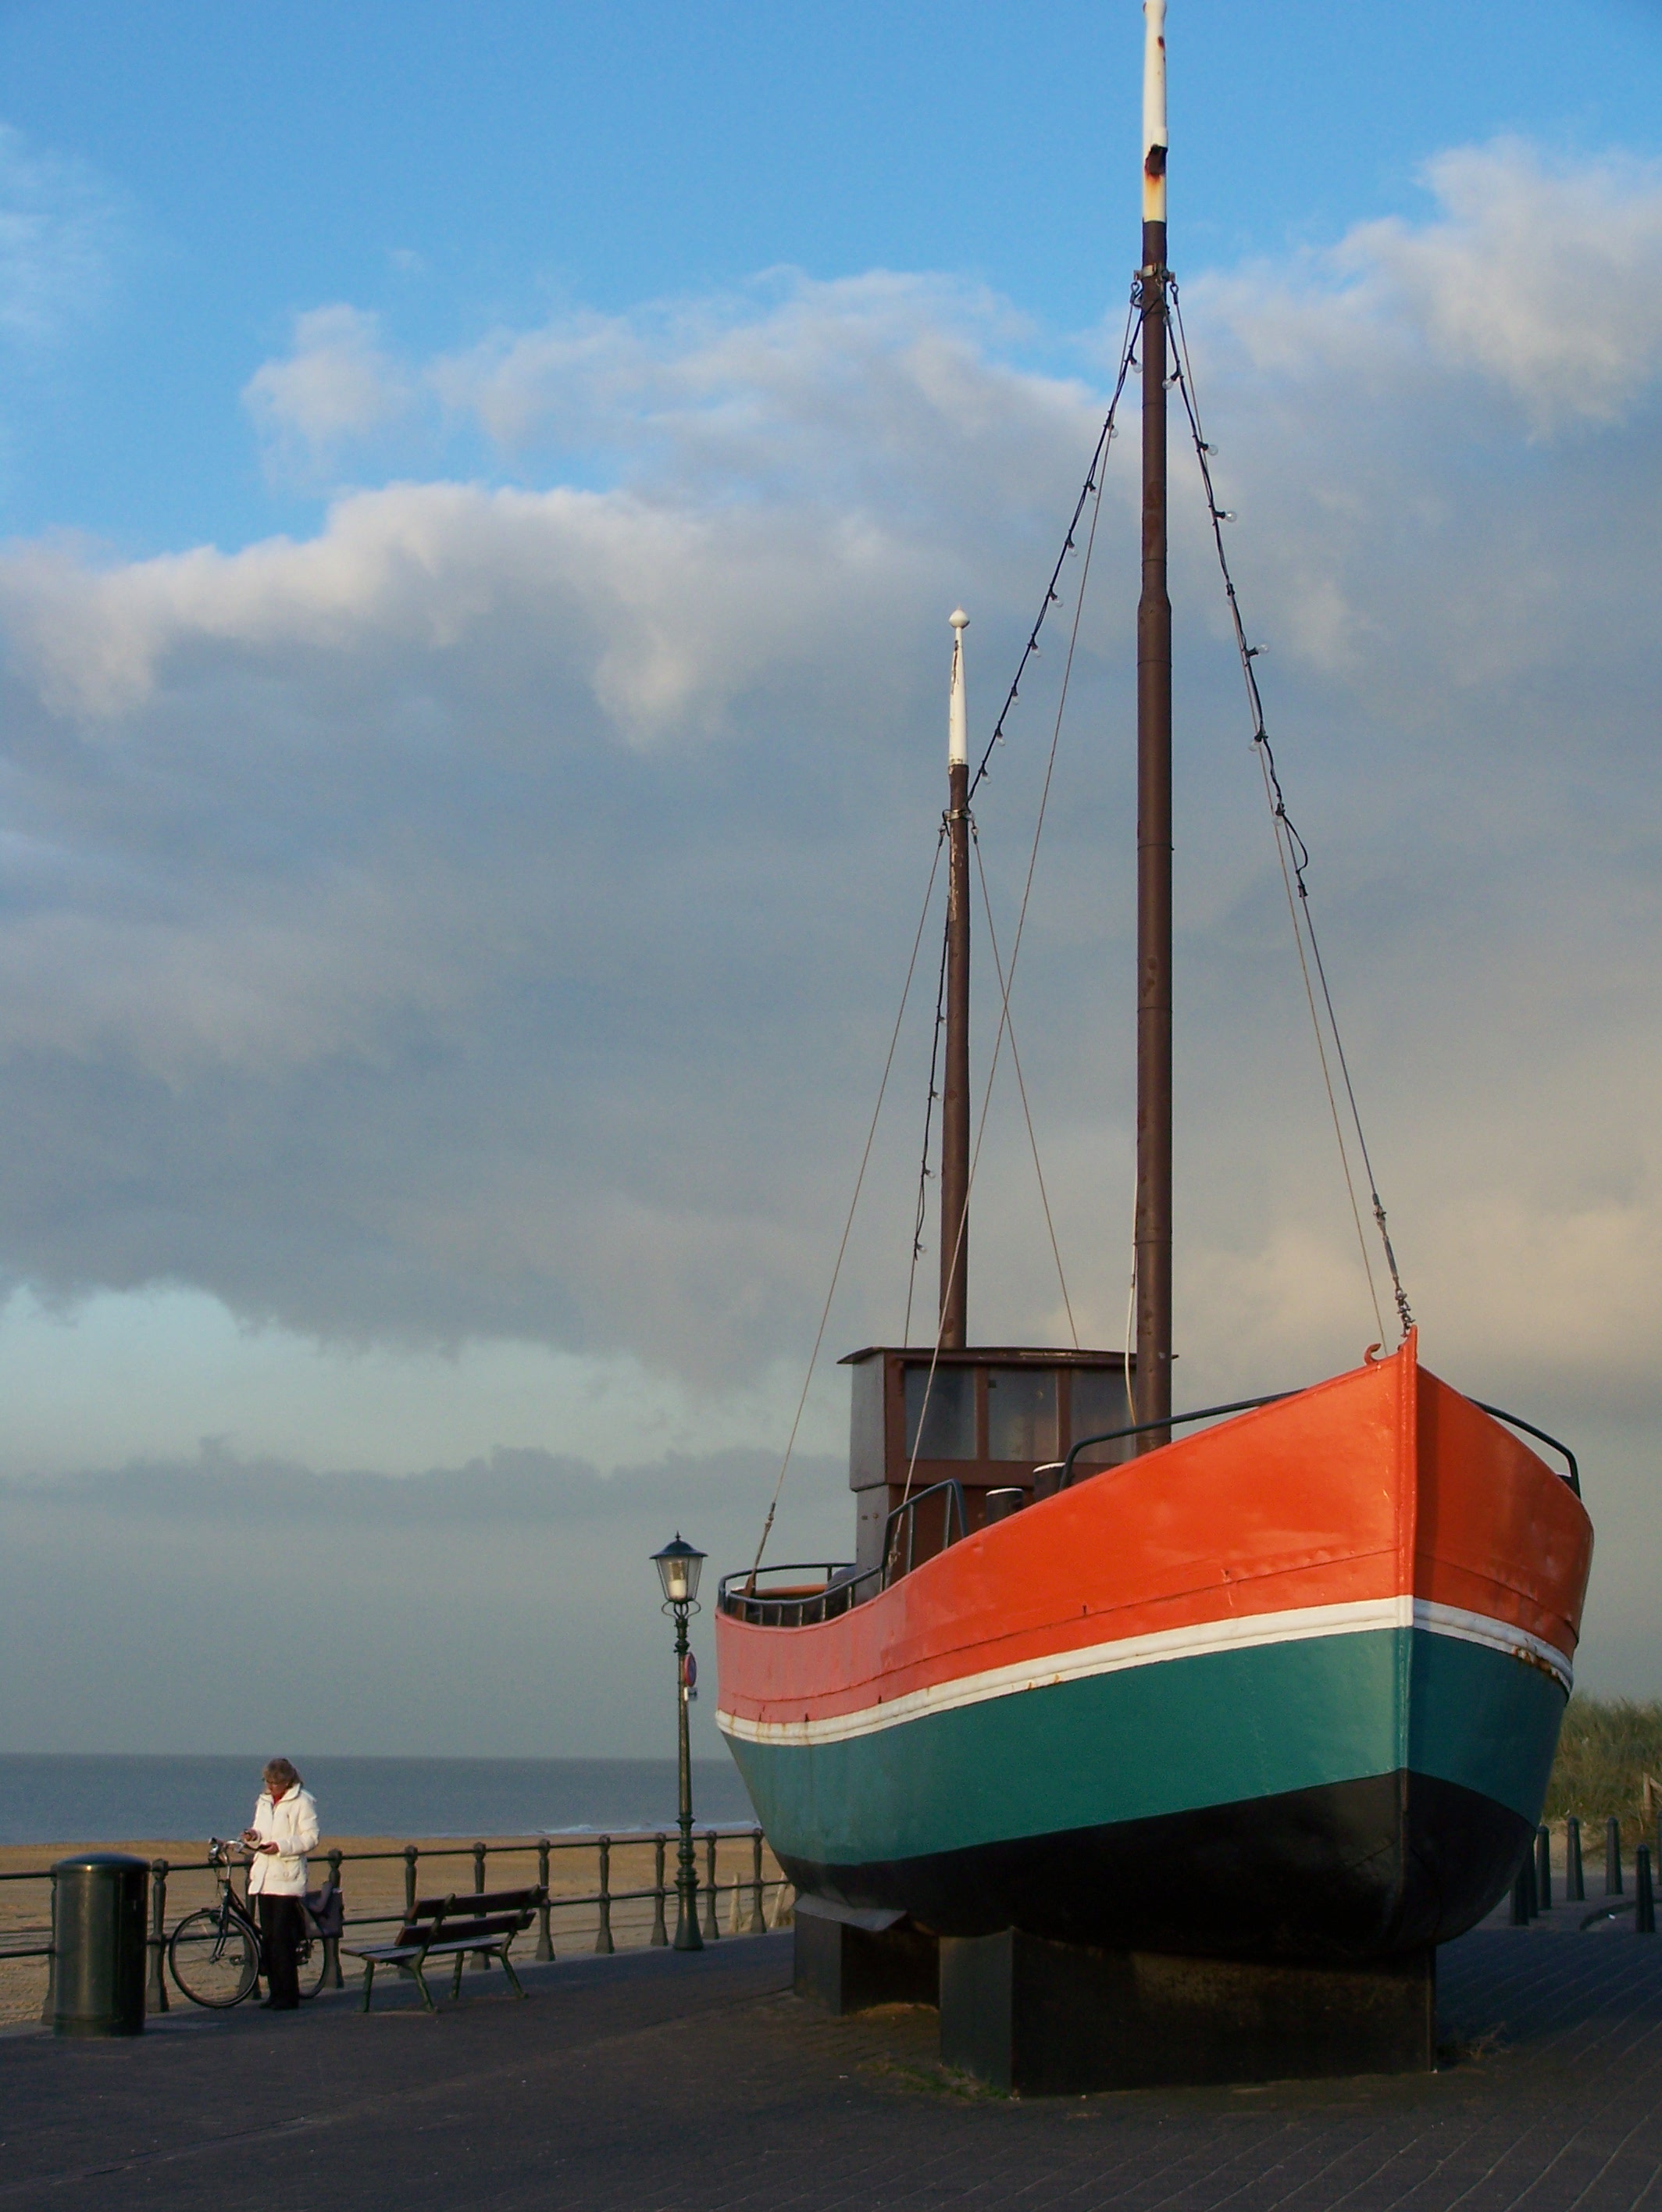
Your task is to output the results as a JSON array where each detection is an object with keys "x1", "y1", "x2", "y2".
[
  {"x1": 793, "y1": 1895, "x2": 940, "y2": 2015},
  {"x1": 940, "y1": 1929, "x2": 1435, "y2": 2094}
]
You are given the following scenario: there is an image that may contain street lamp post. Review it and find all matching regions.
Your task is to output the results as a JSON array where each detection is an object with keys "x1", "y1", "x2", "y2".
[{"x1": 652, "y1": 1533, "x2": 707, "y2": 1952}]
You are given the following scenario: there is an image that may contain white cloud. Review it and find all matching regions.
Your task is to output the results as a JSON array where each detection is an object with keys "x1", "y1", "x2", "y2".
[
  {"x1": 1203, "y1": 141, "x2": 1662, "y2": 433},
  {"x1": 242, "y1": 303, "x2": 413, "y2": 480},
  {"x1": 0, "y1": 121, "x2": 122, "y2": 349},
  {"x1": 426, "y1": 270, "x2": 1066, "y2": 490},
  {"x1": 0, "y1": 138, "x2": 1657, "y2": 1469},
  {"x1": 0, "y1": 478, "x2": 932, "y2": 739}
]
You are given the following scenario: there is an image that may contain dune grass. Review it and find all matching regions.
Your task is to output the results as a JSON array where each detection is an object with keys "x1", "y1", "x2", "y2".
[{"x1": 1545, "y1": 1695, "x2": 1662, "y2": 1839}]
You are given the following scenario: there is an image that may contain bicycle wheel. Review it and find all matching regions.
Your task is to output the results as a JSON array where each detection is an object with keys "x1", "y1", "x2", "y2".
[
  {"x1": 297, "y1": 1931, "x2": 330, "y2": 2000},
  {"x1": 169, "y1": 1908, "x2": 259, "y2": 2007}
]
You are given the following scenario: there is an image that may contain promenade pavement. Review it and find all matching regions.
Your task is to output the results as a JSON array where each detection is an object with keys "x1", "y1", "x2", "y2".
[{"x1": 2, "y1": 1921, "x2": 1660, "y2": 2210}]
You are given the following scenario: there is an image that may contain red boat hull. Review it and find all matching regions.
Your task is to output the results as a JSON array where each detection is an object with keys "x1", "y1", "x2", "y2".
[{"x1": 715, "y1": 1339, "x2": 1592, "y2": 1961}]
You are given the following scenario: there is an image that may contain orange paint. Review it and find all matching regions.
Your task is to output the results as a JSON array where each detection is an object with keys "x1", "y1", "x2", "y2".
[{"x1": 715, "y1": 1336, "x2": 1592, "y2": 1728}]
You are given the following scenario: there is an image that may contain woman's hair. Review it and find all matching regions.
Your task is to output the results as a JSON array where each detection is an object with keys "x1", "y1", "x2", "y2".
[{"x1": 263, "y1": 1757, "x2": 302, "y2": 1793}]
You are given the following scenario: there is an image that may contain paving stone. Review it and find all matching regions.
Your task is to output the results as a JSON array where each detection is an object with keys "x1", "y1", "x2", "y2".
[{"x1": 1, "y1": 1927, "x2": 1660, "y2": 2209}]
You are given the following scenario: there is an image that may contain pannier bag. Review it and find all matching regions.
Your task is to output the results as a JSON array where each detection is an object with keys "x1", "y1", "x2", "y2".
[{"x1": 302, "y1": 1885, "x2": 344, "y2": 1940}]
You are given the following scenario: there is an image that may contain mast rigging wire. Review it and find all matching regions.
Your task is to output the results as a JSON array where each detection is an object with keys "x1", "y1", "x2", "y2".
[
  {"x1": 967, "y1": 301, "x2": 1139, "y2": 805},
  {"x1": 972, "y1": 829, "x2": 1079, "y2": 1350},
  {"x1": 746, "y1": 826, "x2": 946, "y2": 1583},
  {"x1": 903, "y1": 897, "x2": 953, "y2": 1345},
  {"x1": 757, "y1": 302, "x2": 1159, "y2": 1566},
  {"x1": 901, "y1": 401, "x2": 1118, "y2": 1504},
  {"x1": 1167, "y1": 283, "x2": 1414, "y2": 1343}
]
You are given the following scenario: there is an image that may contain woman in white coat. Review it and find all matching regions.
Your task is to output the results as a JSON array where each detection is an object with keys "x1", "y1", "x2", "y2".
[{"x1": 241, "y1": 1757, "x2": 320, "y2": 2010}]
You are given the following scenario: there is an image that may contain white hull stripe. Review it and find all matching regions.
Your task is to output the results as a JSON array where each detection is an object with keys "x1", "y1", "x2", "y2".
[{"x1": 716, "y1": 1597, "x2": 1573, "y2": 1749}]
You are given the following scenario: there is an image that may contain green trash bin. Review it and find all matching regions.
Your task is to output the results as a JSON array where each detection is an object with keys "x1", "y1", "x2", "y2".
[{"x1": 52, "y1": 1854, "x2": 148, "y2": 2037}]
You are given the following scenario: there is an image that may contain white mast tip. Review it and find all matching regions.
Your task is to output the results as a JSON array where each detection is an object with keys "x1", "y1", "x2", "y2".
[{"x1": 950, "y1": 608, "x2": 970, "y2": 629}]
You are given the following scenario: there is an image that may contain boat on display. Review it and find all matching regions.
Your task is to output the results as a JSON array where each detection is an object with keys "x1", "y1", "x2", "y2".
[{"x1": 714, "y1": 2, "x2": 1592, "y2": 1975}]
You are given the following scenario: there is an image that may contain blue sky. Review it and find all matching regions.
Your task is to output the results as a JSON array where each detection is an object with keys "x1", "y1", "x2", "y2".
[
  {"x1": 2, "y1": 2, "x2": 1660, "y2": 1755},
  {"x1": 5, "y1": 0, "x2": 1662, "y2": 550}
]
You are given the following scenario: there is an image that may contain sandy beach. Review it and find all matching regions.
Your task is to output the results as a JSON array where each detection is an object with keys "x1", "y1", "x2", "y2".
[{"x1": 0, "y1": 1830, "x2": 789, "y2": 2025}]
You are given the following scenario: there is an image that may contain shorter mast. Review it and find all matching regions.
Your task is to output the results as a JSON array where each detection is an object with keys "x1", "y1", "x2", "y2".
[{"x1": 940, "y1": 608, "x2": 972, "y2": 1350}]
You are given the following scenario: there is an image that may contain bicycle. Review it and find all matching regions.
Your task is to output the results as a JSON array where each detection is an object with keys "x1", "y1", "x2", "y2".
[{"x1": 168, "y1": 1839, "x2": 330, "y2": 2008}]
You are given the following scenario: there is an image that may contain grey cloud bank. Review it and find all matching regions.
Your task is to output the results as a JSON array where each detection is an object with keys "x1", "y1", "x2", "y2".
[
  {"x1": 0, "y1": 1447, "x2": 846, "y2": 1758},
  {"x1": 0, "y1": 139, "x2": 1657, "y2": 1729}
]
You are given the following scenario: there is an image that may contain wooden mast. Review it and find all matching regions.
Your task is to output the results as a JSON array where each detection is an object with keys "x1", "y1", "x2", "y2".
[
  {"x1": 1133, "y1": 0, "x2": 1172, "y2": 1443},
  {"x1": 940, "y1": 608, "x2": 972, "y2": 1350}
]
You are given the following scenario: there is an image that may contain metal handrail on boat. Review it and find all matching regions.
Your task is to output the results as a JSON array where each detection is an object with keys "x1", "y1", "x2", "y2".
[
  {"x1": 719, "y1": 1395, "x2": 1581, "y2": 1629},
  {"x1": 1468, "y1": 1402, "x2": 1581, "y2": 1498},
  {"x1": 1061, "y1": 1392, "x2": 1582, "y2": 1497},
  {"x1": 1059, "y1": 1394, "x2": 1292, "y2": 1486},
  {"x1": 718, "y1": 1561, "x2": 862, "y2": 1627},
  {"x1": 719, "y1": 1481, "x2": 972, "y2": 1625},
  {"x1": 883, "y1": 1479, "x2": 967, "y2": 1587}
]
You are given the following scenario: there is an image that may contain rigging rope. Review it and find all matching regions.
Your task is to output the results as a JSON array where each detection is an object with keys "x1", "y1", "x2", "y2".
[
  {"x1": 903, "y1": 897, "x2": 952, "y2": 1344},
  {"x1": 901, "y1": 420, "x2": 1116, "y2": 1503},
  {"x1": 972, "y1": 830, "x2": 1079, "y2": 1350},
  {"x1": 750, "y1": 298, "x2": 1148, "y2": 1566},
  {"x1": 1166, "y1": 284, "x2": 1414, "y2": 1343},
  {"x1": 747, "y1": 826, "x2": 946, "y2": 1583},
  {"x1": 967, "y1": 300, "x2": 1139, "y2": 805}
]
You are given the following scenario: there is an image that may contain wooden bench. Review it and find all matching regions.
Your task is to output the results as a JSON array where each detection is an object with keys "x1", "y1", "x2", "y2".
[{"x1": 344, "y1": 1887, "x2": 545, "y2": 2012}]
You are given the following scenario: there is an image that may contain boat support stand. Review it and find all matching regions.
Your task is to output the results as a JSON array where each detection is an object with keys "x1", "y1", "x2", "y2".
[
  {"x1": 939, "y1": 1932, "x2": 1436, "y2": 2093},
  {"x1": 793, "y1": 1894, "x2": 940, "y2": 2014}
]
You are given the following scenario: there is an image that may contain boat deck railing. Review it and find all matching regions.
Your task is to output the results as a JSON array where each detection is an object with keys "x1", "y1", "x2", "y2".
[
  {"x1": 720, "y1": 1393, "x2": 1581, "y2": 1627},
  {"x1": 883, "y1": 1479, "x2": 968, "y2": 1583},
  {"x1": 1061, "y1": 1392, "x2": 1582, "y2": 1497},
  {"x1": 719, "y1": 1561, "x2": 865, "y2": 1627},
  {"x1": 720, "y1": 1481, "x2": 970, "y2": 1625}
]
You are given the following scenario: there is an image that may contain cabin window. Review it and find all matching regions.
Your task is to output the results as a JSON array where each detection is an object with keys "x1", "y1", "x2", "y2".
[
  {"x1": 904, "y1": 1365, "x2": 975, "y2": 1459},
  {"x1": 1070, "y1": 1367, "x2": 1133, "y2": 1464},
  {"x1": 986, "y1": 1369, "x2": 1057, "y2": 1461}
]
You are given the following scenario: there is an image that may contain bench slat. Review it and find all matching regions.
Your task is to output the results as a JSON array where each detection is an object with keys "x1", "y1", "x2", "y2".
[
  {"x1": 412, "y1": 1918, "x2": 526, "y2": 1946},
  {"x1": 349, "y1": 1887, "x2": 543, "y2": 2012},
  {"x1": 411, "y1": 1889, "x2": 540, "y2": 1918}
]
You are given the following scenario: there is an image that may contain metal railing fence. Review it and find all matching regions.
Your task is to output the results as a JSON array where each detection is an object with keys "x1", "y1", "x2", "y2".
[
  {"x1": 1510, "y1": 1813, "x2": 1660, "y2": 1931},
  {"x1": 0, "y1": 1825, "x2": 792, "y2": 2023}
]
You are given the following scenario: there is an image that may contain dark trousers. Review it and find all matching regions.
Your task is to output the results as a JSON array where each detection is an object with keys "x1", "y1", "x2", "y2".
[{"x1": 259, "y1": 1895, "x2": 304, "y2": 2008}]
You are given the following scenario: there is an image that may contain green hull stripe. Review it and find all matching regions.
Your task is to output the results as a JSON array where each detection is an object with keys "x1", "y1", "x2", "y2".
[{"x1": 723, "y1": 1627, "x2": 1562, "y2": 1869}]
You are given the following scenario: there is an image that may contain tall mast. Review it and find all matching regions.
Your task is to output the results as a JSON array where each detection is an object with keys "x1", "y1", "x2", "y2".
[
  {"x1": 940, "y1": 608, "x2": 972, "y2": 1350},
  {"x1": 1133, "y1": 0, "x2": 1172, "y2": 1443}
]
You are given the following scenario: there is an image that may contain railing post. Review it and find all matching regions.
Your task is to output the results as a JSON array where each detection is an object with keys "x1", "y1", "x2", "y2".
[
  {"x1": 472, "y1": 1843, "x2": 490, "y2": 1968},
  {"x1": 1567, "y1": 1815, "x2": 1584, "y2": 1903},
  {"x1": 650, "y1": 1834, "x2": 669, "y2": 1946},
  {"x1": 1510, "y1": 1861, "x2": 1532, "y2": 1925},
  {"x1": 535, "y1": 1840, "x2": 554, "y2": 1961},
  {"x1": 326, "y1": 1849, "x2": 344, "y2": 1989},
  {"x1": 40, "y1": 1868, "x2": 57, "y2": 2025},
  {"x1": 147, "y1": 1860, "x2": 169, "y2": 2014},
  {"x1": 594, "y1": 1836, "x2": 615, "y2": 1954},
  {"x1": 747, "y1": 1828, "x2": 766, "y2": 1934},
  {"x1": 1607, "y1": 1815, "x2": 1624, "y2": 1896},
  {"x1": 1535, "y1": 1823, "x2": 1552, "y2": 1911},
  {"x1": 404, "y1": 1845, "x2": 418, "y2": 1918},
  {"x1": 1637, "y1": 1846, "x2": 1656, "y2": 1936},
  {"x1": 702, "y1": 1832, "x2": 721, "y2": 1941}
]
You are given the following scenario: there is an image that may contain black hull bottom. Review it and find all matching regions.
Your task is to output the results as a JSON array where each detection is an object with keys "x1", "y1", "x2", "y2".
[{"x1": 778, "y1": 1770, "x2": 1531, "y2": 1964}]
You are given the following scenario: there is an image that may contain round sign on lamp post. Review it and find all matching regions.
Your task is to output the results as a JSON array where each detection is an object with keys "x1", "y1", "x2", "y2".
[{"x1": 652, "y1": 1533, "x2": 707, "y2": 1950}]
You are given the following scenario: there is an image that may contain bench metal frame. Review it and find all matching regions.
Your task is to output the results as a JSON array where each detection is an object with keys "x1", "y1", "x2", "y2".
[{"x1": 344, "y1": 1887, "x2": 544, "y2": 2013}]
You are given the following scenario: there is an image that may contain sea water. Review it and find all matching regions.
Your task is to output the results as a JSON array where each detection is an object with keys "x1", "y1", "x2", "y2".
[{"x1": 0, "y1": 1753, "x2": 756, "y2": 1846}]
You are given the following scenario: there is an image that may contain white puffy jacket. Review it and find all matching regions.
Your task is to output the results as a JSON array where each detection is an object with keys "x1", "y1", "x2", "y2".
[{"x1": 246, "y1": 1785, "x2": 320, "y2": 1897}]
